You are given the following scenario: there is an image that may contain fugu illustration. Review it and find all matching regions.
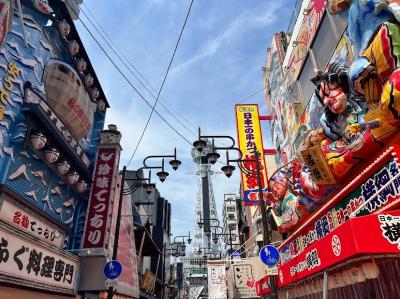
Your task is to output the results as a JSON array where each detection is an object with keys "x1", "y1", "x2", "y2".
[
  {"x1": 32, "y1": 170, "x2": 48, "y2": 186},
  {"x1": 8, "y1": 164, "x2": 30, "y2": 181},
  {"x1": 63, "y1": 197, "x2": 75, "y2": 208},
  {"x1": 25, "y1": 190, "x2": 37, "y2": 201}
]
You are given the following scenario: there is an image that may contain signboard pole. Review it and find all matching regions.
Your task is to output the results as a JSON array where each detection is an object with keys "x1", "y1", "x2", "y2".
[
  {"x1": 255, "y1": 149, "x2": 278, "y2": 299},
  {"x1": 323, "y1": 271, "x2": 328, "y2": 299},
  {"x1": 107, "y1": 166, "x2": 126, "y2": 299}
]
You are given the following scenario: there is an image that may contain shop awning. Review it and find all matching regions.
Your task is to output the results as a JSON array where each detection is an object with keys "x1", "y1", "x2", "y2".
[
  {"x1": 135, "y1": 226, "x2": 160, "y2": 256},
  {"x1": 278, "y1": 209, "x2": 400, "y2": 288}
]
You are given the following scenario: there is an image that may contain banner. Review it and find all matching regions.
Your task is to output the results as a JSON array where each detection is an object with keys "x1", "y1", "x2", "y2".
[
  {"x1": 207, "y1": 261, "x2": 227, "y2": 299},
  {"x1": 0, "y1": 225, "x2": 79, "y2": 294},
  {"x1": 0, "y1": 195, "x2": 65, "y2": 248},
  {"x1": 279, "y1": 159, "x2": 400, "y2": 265},
  {"x1": 82, "y1": 147, "x2": 119, "y2": 249},
  {"x1": 278, "y1": 210, "x2": 400, "y2": 288},
  {"x1": 235, "y1": 104, "x2": 269, "y2": 206}
]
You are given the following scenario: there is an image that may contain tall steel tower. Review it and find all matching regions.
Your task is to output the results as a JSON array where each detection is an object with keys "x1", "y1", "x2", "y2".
[{"x1": 191, "y1": 140, "x2": 220, "y2": 255}]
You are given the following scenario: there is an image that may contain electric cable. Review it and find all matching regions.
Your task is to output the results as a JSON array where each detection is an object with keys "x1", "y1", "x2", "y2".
[
  {"x1": 80, "y1": 3, "x2": 199, "y2": 136},
  {"x1": 238, "y1": 86, "x2": 267, "y2": 104},
  {"x1": 127, "y1": 0, "x2": 195, "y2": 165},
  {"x1": 77, "y1": 18, "x2": 193, "y2": 147}
]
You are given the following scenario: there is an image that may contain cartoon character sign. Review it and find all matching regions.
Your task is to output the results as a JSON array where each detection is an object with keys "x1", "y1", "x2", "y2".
[{"x1": 269, "y1": 172, "x2": 309, "y2": 233}]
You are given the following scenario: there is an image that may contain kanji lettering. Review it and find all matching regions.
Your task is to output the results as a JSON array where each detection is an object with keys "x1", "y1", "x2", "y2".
[
  {"x1": 97, "y1": 163, "x2": 111, "y2": 176},
  {"x1": 13, "y1": 211, "x2": 21, "y2": 225},
  {"x1": 63, "y1": 263, "x2": 74, "y2": 284},
  {"x1": 26, "y1": 249, "x2": 42, "y2": 275},
  {"x1": 21, "y1": 215, "x2": 29, "y2": 229},
  {"x1": 40, "y1": 256, "x2": 55, "y2": 278},
  {"x1": 361, "y1": 179, "x2": 377, "y2": 201},
  {"x1": 380, "y1": 219, "x2": 400, "y2": 248},
  {"x1": 96, "y1": 177, "x2": 109, "y2": 188},
  {"x1": 54, "y1": 259, "x2": 65, "y2": 282}
]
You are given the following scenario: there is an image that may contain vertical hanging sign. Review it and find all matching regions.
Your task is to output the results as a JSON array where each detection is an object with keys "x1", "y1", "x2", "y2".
[
  {"x1": 83, "y1": 147, "x2": 118, "y2": 249},
  {"x1": 235, "y1": 104, "x2": 269, "y2": 206}
]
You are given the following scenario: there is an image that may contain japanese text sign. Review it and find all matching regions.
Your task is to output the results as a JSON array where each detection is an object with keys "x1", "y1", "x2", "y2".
[
  {"x1": 83, "y1": 147, "x2": 118, "y2": 249},
  {"x1": 0, "y1": 196, "x2": 65, "y2": 248},
  {"x1": 0, "y1": 226, "x2": 79, "y2": 293},
  {"x1": 207, "y1": 261, "x2": 227, "y2": 299},
  {"x1": 301, "y1": 146, "x2": 336, "y2": 185},
  {"x1": 279, "y1": 160, "x2": 400, "y2": 265},
  {"x1": 235, "y1": 104, "x2": 268, "y2": 206},
  {"x1": 278, "y1": 210, "x2": 400, "y2": 288}
]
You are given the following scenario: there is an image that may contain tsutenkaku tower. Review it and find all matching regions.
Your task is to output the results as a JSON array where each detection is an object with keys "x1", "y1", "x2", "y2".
[{"x1": 191, "y1": 140, "x2": 220, "y2": 255}]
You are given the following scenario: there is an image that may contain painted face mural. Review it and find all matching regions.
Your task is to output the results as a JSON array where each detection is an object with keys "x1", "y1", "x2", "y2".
[
  {"x1": 269, "y1": 177, "x2": 288, "y2": 202},
  {"x1": 319, "y1": 81, "x2": 348, "y2": 114}
]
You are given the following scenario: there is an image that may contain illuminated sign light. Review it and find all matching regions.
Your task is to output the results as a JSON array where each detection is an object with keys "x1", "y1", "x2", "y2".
[{"x1": 235, "y1": 104, "x2": 269, "y2": 206}]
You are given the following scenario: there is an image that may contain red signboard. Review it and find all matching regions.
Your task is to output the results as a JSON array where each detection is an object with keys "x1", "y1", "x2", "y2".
[
  {"x1": 83, "y1": 147, "x2": 118, "y2": 248},
  {"x1": 277, "y1": 210, "x2": 400, "y2": 288},
  {"x1": 278, "y1": 146, "x2": 400, "y2": 265},
  {"x1": 255, "y1": 276, "x2": 270, "y2": 296}
]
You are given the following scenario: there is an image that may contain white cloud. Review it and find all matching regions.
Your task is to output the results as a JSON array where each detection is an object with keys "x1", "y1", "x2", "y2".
[{"x1": 170, "y1": 1, "x2": 284, "y2": 75}]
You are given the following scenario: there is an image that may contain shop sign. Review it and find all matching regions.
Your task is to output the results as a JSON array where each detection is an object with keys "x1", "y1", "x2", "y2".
[
  {"x1": 280, "y1": 161, "x2": 400, "y2": 265},
  {"x1": 140, "y1": 269, "x2": 156, "y2": 292},
  {"x1": 0, "y1": 196, "x2": 65, "y2": 248},
  {"x1": 207, "y1": 261, "x2": 227, "y2": 299},
  {"x1": 171, "y1": 242, "x2": 185, "y2": 257},
  {"x1": 255, "y1": 276, "x2": 270, "y2": 296},
  {"x1": 301, "y1": 146, "x2": 336, "y2": 185},
  {"x1": 235, "y1": 104, "x2": 269, "y2": 206},
  {"x1": 278, "y1": 210, "x2": 400, "y2": 288},
  {"x1": 0, "y1": 226, "x2": 78, "y2": 292},
  {"x1": 24, "y1": 87, "x2": 90, "y2": 168},
  {"x1": 82, "y1": 147, "x2": 118, "y2": 249}
]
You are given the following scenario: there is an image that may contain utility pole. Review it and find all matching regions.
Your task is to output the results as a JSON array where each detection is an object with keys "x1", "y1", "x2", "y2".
[{"x1": 254, "y1": 149, "x2": 277, "y2": 299}]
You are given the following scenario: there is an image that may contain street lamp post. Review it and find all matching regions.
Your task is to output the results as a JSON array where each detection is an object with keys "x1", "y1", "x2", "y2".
[
  {"x1": 193, "y1": 128, "x2": 278, "y2": 299},
  {"x1": 107, "y1": 150, "x2": 181, "y2": 299}
]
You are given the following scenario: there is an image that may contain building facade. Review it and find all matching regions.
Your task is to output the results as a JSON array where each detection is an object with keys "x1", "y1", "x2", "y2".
[
  {"x1": 261, "y1": 0, "x2": 400, "y2": 297},
  {"x1": 0, "y1": 0, "x2": 108, "y2": 298}
]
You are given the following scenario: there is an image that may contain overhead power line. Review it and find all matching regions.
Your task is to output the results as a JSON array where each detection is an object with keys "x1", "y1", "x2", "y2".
[
  {"x1": 127, "y1": 0, "x2": 195, "y2": 165},
  {"x1": 80, "y1": 3, "x2": 198, "y2": 136},
  {"x1": 77, "y1": 18, "x2": 194, "y2": 146}
]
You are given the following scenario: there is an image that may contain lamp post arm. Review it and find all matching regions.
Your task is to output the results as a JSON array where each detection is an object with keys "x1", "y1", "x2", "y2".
[
  {"x1": 200, "y1": 217, "x2": 220, "y2": 227},
  {"x1": 173, "y1": 234, "x2": 190, "y2": 243},
  {"x1": 142, "y1": 148, "x2": 177, "y2": 168},
  {"x1": 199, "y1": 134, "x2": 236, "y2": 149}
]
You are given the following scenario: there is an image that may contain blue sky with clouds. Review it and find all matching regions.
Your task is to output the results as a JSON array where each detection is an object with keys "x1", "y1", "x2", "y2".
[{"x1": 75, "y1": 0, "x2": 296, "y2": 240}]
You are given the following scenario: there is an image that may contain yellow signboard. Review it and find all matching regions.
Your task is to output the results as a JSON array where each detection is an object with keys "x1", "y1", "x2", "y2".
[
  {"x1": 235, "y1": 104, "x2": 269, "y2": 205},
  {"x1": 301, "y1": 146, "x2": 336, "y2": 185}
]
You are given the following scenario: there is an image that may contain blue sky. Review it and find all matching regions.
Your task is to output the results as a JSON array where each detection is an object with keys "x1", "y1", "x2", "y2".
[{"x1": 75, "y1": 0, "x2": 296, "y2": 240}]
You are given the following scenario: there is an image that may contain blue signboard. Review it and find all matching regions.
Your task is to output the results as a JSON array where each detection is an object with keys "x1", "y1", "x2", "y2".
[
  {"x1": 227, "y1": 249, "x2": 240, "y2": 257},
  {"x1": 259, "y1": 245, "x2": 280, "y2": 267},
  {"x1": 104, "y1": 260, "x2": 123, "y2": 280}
]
